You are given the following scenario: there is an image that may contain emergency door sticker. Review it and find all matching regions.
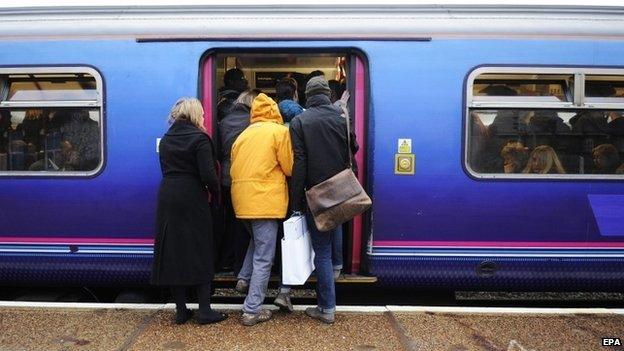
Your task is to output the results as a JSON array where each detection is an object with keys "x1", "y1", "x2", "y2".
[{"x1": 395, "y1": 153, "x2": 415, "y2": 175}]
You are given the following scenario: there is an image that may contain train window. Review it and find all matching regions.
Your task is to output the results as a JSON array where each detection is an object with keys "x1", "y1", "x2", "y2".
[
  {"x1": 466, "y1": 68, "x2": 624, "y2": 179},
  {"x1": 473, "y1": 74, "x2": 573, "y2": 104},
  {"x1": 585, "y1": 75, "x2": 624, "y2": 105},
  {"x1": 0, "y1": 68, "x2": 103, "y2": 176},
  {"x1": 7, "y1": 74, "x2": 98, "y2": 102}
]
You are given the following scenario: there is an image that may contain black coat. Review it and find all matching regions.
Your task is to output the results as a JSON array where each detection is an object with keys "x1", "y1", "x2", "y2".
[
  {"x1": 609, "y1": 118, "x2": 624, "y2": 136},
  {"x1": 151, "y1": 121, "x2": 219, "y2": 286},
  {"x1": 289, "y1": 94, "x2": 358, "y2": 213},
  {"x1": 218, "y1": 103, "x2": 251, "y2": 187}
]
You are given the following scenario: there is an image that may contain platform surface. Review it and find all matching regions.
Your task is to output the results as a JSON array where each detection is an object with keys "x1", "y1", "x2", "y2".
[{"x1": 1, "y1": 303, "x2": 623, "y2": 351}]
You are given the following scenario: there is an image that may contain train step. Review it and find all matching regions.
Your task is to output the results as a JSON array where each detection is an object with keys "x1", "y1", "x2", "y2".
[{"x1": 213, "y1": 273, "x2": 377, "y2": 284}]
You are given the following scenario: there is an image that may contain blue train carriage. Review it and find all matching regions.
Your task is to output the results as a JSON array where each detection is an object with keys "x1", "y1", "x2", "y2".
[{"x1": 0, "y1": 3, "x2": 624, "y2": 291}]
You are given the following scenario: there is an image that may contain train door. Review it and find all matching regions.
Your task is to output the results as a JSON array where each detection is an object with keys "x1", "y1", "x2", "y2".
[{"x1": 200, "y1": 50, "x2": 370, "y2": 276}]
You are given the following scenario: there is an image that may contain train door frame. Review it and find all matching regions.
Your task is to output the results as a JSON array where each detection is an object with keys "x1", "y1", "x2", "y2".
[{"x1": 199, "y1": 48, "x2": 371, "y2": 275}]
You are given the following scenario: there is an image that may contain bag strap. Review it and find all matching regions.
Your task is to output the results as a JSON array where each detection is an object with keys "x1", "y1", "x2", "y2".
[{"x1": 339, "y1": 103, "x2": 353, "y2": 170}]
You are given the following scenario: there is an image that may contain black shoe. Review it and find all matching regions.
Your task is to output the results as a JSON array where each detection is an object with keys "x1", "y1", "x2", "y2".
[
  {"x1": 175, "y1": 308, "x2": 193, "y2": 325},
  {"x1": 196, "y1": 310, "x2": 228, "y2": 325}
]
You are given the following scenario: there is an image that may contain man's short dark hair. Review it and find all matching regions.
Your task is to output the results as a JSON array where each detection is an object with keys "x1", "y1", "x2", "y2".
[
  {"x1": 275, "y1": 79, "x2": 296, "y2": 102},
  {"x1": 307, "y1": 70, "x2": 325, "y2": 81},
  {"x1": 223, "y1": 68, "x2": 247, "y2": 91}
]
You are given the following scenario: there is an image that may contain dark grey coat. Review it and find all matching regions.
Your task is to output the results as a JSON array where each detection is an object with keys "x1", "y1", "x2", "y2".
[
  {"x1": 218, "y1": 103, "x2": 251, "y2": 187},
  {"x1": 289, "y1": 94, "x2": 358, "y2": 213},
  {"x1": 151, "y1": 121, "x2": 219, "y2": 286}
]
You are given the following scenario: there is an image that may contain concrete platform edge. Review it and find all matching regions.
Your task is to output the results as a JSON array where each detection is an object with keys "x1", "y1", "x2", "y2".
[{"x1": 1, "y1": 301, "x2": 624, "y2": 314}]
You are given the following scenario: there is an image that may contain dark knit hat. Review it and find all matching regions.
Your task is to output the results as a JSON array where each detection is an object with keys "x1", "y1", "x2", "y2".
[{"x1": 305, "y1": 76, "x2": 331, "y2": 98}]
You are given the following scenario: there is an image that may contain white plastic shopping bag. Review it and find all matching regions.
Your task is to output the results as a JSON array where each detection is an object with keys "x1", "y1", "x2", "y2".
[{"x1": 281, "y1": 215, "x2": 315, "y2": 285}]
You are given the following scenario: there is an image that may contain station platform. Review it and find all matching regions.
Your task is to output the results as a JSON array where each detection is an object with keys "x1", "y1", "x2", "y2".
[{"x1": 1, "y1": 302, "x2": 623, "y2": 351}]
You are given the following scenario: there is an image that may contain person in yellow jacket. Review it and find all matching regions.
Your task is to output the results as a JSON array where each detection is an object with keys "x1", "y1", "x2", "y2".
[{"x1": 230, "y1": 93, "x2": 293, "y2": 326}]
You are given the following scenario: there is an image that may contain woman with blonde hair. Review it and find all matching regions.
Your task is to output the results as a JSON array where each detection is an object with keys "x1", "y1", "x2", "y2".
[
  {"x1": 523, "y1": 145, "x2": 566, "y2": 174},
  {"x1": 151, "y1": 97, "x2": 227, "y2": 325}
]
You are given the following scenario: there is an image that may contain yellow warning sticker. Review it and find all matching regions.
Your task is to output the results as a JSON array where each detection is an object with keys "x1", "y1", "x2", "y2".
[{"x1": 398, "y1": 139, "x2": 412, "y2": 154}]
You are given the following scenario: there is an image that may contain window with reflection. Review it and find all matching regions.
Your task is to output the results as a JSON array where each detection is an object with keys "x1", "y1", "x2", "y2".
[
  {"x1": 0, "y1": 70, "x2": 102, "y2": 174},
  {"x1": 467, "y1": 70, "x2": 624, "y2": 177}
]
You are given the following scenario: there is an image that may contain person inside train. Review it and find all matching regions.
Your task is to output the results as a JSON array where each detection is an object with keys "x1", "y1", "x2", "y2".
[
  {"x1": 570, "y1": 110, "x2": 609, "y2": 135},
  {"x1": 231, "y1": 93, "x2": 293, "y2": 326},
  {"x1": 217, "y1": 89, "x2": 261, "y2": 277},
  {"x1": 57, "y1": 109, "x2": 100, "y2": 171},
  {"x1": 608, "y1": 111, "x2": 624, "y2": 135},
  {"x1": 468, "y1": 111, "x2": 492, "y2": 173},
  {"x1": 592, "y1": 144, "x2": 621, "y2": 174},
  {"x1": 500, "y1": 141, "x2": 529, "y2": 174},
  {"x1": 328, "y1": 79, "x2": 344, "y2": 104},
  {"x1": 0, "y1": 109, "x2": 11, "y2": 170},
  {"x1": 473, "y1": 85, "x2": 526, "y2": 173},
  {"x1": 217, "y1": 68, "x2": 249, "y2": 122},
  {"x1": 28, "y1": 139, "x2": 78, "y2": 171},
  {"x1": 527, "y1": 110, "x2": 571, "y2": 135},
  {"x1": 482, "y1": 85, "x2": 529, "y2": 135},
  {"x1": 17, "y1": 109, "x2": 45, "y2": 151},
  {"x1": 307, "y1": 70, "x2": 325, "y2": 81},
  {"x1": 275, "y1": 77, "x2": 303, "y2": 125},
  {"x1": 523, "y1": 145, "x2": 566, "y2": 174},
  {"x1": 151, "y1": 97, "x2": 227, "y2": 326},
  {"x1": 289, "y1": 76, "x2": 357, "y2": 324}
]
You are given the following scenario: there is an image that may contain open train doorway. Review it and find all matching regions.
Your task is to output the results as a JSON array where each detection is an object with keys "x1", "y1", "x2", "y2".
[{"x1": 200, "y1": 49, "x2": 370, "y2": 279}]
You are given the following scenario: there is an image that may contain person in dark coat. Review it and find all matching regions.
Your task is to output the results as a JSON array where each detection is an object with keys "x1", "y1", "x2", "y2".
[
  {"x1": 570, "y1": 110, "x2": 609, "y2": 135},
  {"x1": 216, "y1": 68, "x2": 248, "y2": 122},
  {"x1": 528, "y1": 110, "x2": 571, "y2": 135},
  {"x1": 216, "y1": 89, "x2": 260, "y2": 276},
  {"x1": 276, "y1": 78, "x2": 303, "y2": 124},
  {"x1": 151, "y1": 97, "x2": 227, "y2": 325},
  {"x1": 58, "y1": 109, "x2": 101, "y2": 171},
  {"x1": 608, "y1": 111, "x2": 624, "y2": 136},
  {"x1": 289, "y1": 76, "x2": 358, "y2": 324}
]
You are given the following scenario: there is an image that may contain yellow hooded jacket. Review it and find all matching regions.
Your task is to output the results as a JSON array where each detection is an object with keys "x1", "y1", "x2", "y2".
[{"x1": 230, "y1": 93, "x2": 294, "y2": 219}]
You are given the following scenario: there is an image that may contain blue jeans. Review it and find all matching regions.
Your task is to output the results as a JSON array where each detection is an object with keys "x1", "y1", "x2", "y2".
[
  {"x1": 238, "y1": 219, "x2": 278, "y2": 314},
  {"x1": 280, "y1": 222, "x2": 343, "y2": 295},
  {"x1": 332, "y1": 225, "x2": 343, "y2": 270},
  {"x1": 307, "y1": 213, "x2": 337, "y2": 313}
]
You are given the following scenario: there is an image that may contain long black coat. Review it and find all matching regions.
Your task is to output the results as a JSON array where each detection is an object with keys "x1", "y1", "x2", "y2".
[{"x1": 151, "y1": 121, "x2": 219, "y2": 286}]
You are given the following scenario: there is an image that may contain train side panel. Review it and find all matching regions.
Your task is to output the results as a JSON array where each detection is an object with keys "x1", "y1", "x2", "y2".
[{"x1": 367, "y1": 39, "x2": 624, "y2": 289}]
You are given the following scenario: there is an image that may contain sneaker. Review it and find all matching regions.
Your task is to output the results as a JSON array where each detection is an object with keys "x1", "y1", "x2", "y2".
[
  {"x1": 333, "y1": 269, "x2": 341, "y2": 280},
  {"x1": 305, "y1": 307, "x2": 334, "y2": 324},
  {"x1": 235, "y1": 279, "x2": 249, "y2": 294},
  {"x1": 174, "y1": 308, "x2": 193, "y2": 325},
  {"x1": 273, "y1": 292, "x2": 294, "y2": 313},
  {"x1": 241, "y1": 309, "x2": 273, "y2": 326}
]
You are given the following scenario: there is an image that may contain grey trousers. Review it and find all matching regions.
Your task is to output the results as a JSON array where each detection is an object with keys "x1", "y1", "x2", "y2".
[{"x1": 238, "y1": 219, "x2": 278, "y2": 314}]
